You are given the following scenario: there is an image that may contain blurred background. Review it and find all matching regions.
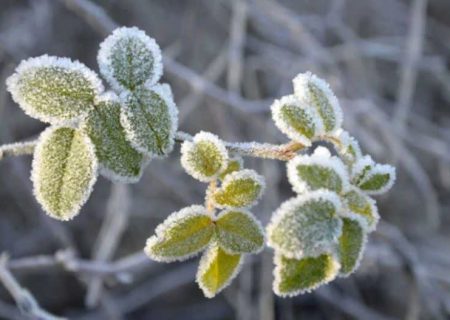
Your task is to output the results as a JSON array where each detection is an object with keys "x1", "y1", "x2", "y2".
[{"x1": 0, "y1": 0, "x2": 449, "y2": 319}]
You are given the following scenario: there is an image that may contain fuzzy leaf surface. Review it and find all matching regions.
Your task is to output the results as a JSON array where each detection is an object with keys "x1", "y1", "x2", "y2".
[{"x1": 338, "y1": 218, "x2": 366, "y2": 276}]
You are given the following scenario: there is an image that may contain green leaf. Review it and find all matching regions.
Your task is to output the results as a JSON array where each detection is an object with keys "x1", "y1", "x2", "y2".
[
  {"x1": 293, "y1": 72, "x2": 343, "y2": 133},
  {"x1": 271, "y1": 95, "x2": 318, "y2": 146},
  {"x1": 80, "y1": 94, "x2": 146, "y2": 183},
  {"x1": 215, "y1": 210, "x2": 264, "y2": 254},
  {"x1": 181, "y1": 132, "x2": 228, "y2": 182},
  {"x1": 287, "y1": 146, "x2": 349, "y2": 194},
  {"x1": 330, "y1": 130, "x2": 362, "y2": 165},
  {"x1": 338, "y1": 218, "x2": 366, "y2": 276},
  {"x1": 343, "y1": 188, "x2": 379, "y2": 231},
  {"x1": 6, "y1": 55, "x2": 103, "y2": 124},
  {"x1": 212, "y1": 169, "x2": 265, "y2": 209},
  {"x1": 121, "y1": 84, "x2": 178, "y2": 157},
  {"x1": 218, "y1": 156, "x2": 243, "y2": 181},
  {"x1": 31, "y1": 126, "x2": 98, "y2": 220},
  {"x1": 273, "y1": 253, "x2": 340, "y2": 296},
  {"x1": 98, "y1": 26, "x2": 162, "y2": 91},
  {"x1": 352, "y1": 156, "x2": 396, "y2": 195},
  {"x1": 267, "y1": 191, "x2": 342, "y2": 259},
  {"x1": 196, "y1": 244, "x2": 242, "y2": 298},
  {"x1": 145, "y1": 205, "x2": 215, "y2": 262}
]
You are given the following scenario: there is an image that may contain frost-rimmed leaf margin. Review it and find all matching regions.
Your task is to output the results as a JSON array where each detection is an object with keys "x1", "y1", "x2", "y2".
[
  {"x1": 351, "y1": 155, "x2": 375, "y2": 184},
  {"x1": 6, "y1": 54, "x2": 104, "y2": 124},
  {"x1": 340, "y1": 187, "x2": 379, "y2": 232},
  {"x1": 357, "y1": 164, "x2": 396, "y2": 195},
  {"x1": 144, "y1": 205, "x2": 214, "y2": 262},
  {"x1": 81, "y1": 91, "x2": 149, "y2": 184},
  {"x1": 330, "y1": 129, "x2": 362, "y2": 164},
  {"x1": 218, "y1": 156, "x2": 244, "y2": 181},
  {"x1": 215, "y1": 209, "x2": 265, "y2": 254},
  {"x1": 97, "y1": 26, "x2": 163, "y2": 91},
  {"x1": 180, "y1": 131, "x2": 229, "y2": 182},
  {"x1": 120, "y1": 83, "x2": 178, "y2": 158},
  {"x1": 271, "y1": 94, "x2": 322, "y2": 146},
  {"x1": 196, "y1": 243, "x2": 244, "y2": 299},
  {"x1": 272, "y1": 252, "x2": 341, "y2": 297},
  {"x1": 31, "y1": 125, "x2": 99, "y2": 221},
  {"x1": 212, "y1": 169, "x2": 266, "y2": 209},
  {"x1": 337, "y1": 217, "x2": 368, "y2": 277},
  {"x1": 266, "y1": 189, "x2": 343, "y2": 260},
  {"x1": 287, "y1": 146, "x2": 349, "y2": 194},
  {"x1": 292, "y1": 71, "x2": 343, "y2": 134}
]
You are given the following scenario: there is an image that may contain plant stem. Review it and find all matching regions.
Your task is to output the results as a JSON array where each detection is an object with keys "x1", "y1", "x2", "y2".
[
  {"x1": 0, "y1": 141, "x2": 36, "y2": 160},
  {"x1": 175, "y1": 131, "x2": 305, "y2": 161}
]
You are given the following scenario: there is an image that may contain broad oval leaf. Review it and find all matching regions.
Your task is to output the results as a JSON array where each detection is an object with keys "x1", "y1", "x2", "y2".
[
  {"x1": 196, "y1": 244, "x2": 243, "y2": 298},
  {"x1": 212, "y1": 169, "x2": 265, "y2": 209},
  {"x1": 121, "y1": 84, "x2": 178, "y2": 157},
  {"x1": 293, "y1": 72, "x2": 342, "y2": 133},
  {"x1": 271, "y1": 95, "x2": 320, "y2": 146},
  {"x1": 144, "y1": 205, "x2": 214, "y2": 262},
  {"x1": 181, "y1": 132, "x2": 228, "y2": 182},
  {"x1": 98, "y1": 26, "x2": 163, "y2": 91},
  {"x1": 267, "y1": 190, "x2": 342, "y2": 259},
  {"x1": 218, "y1": 156, "x2": 243, "y2": 181},
  {"x1": 287, "y1": 146, "x2": 349, "y2": 194},
  {"x1": 342, "y1": 188, "x2": 379, "y2": 231},
  {"x1": 273, "y1": 253, "x2": 340, "y2": 297},
  {"x1": 80, "y1": 93, "x2": 146, "y2": 183},
  {"x1": 338, "y1": 218, "x2": 366, "y2": 276},
  {"x1": 6, "y1": 55, "x2": 103, "y2": 124},
  {"x1": 215, "y1": 210, "x2": 264, "y2": 254},
  {"x1": 31, "y1": 126, "x2": 98, "y2": 220}
]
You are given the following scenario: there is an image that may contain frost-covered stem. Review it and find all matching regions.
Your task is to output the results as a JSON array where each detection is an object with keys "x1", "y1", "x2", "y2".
[
  {"x1": 206, "y1": 180, "x2": 217, "y2": 215},
  {"x1": 175, "y1": 132, "x2": 305, "y2": 161},
  {"x1": 0, "y1": 141, "x2": 36, "y2": 160},
  {"x1": 0, "y1": 254, "x2": 66, "y2": 320}
]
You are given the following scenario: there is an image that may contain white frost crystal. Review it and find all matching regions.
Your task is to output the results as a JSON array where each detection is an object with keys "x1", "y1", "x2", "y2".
[
  {"x1": 6, "y1": 55, "x2": 103, "y2": 124},
  {"x1": 293, "y1": 72, "x2": 343, "y2": 134},
  {"x1": 98, "y1": 26, "x2": 163, "y2": 91}
]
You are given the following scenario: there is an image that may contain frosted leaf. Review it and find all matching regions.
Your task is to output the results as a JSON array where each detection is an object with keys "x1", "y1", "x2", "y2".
[
  {"x1": 293, "y1": 72, "x2": 343, "y2": 133},
  {"x1": 144, "y1": 205, "x2": 214, "y2": 262},
  {"x1": 331, "y1": 129, "x2": 362, "y2": 164},
  {"x1": 287, "y1": 146, "x2": 349, "y2": 194},
  {"x1": 351, "y1": 155, "x2": 375, "y2": 185},
  {"x1": 273, "y1": 252, "x2": 340, "y2": 297},
  {"x1": 218, "y1": 156, "x2": 243, "y2": 181},
  {"x1": 267, "y1": 190, "x2": 342, "y2": 259},
  {"x1": 80, "y1": 93, "x2": 147, "y2": 183},
  {"x1": 31, "y1": 126, "x2": 98, "y2": 220},
  {"x1": 271, "y1": 95, "x2": 321, "y2": 146},
  {"x1": 120, "y1": 83, "x2": 178, "y2": 157},
  {"x1": 196, "y1": 243, "x2": 243, "y2": 298},
  {"x1": 342, "y1": 187, "x2": 379, "y2": 232},
  {"x1": 215, "y1": 210, "x2": 264, "y2": 254},
  {"x1": 6, "y1": 55, "x2": 103, "y2": 124},
  {"x1": 357, "y1": 164, "x2": 396, "y2": 195},
  {"x1": 338, "y1": 218, "x2": 367, "y2": 277},
  {"x1": 180, "y1": 132, "x2": 228, "y2": 182},
  {"x1": 98, "y1": 26, "x2": 163, "y2": 91},
  {"x1": 212, "y1": 169, "x2": 265, "y2": 209}
]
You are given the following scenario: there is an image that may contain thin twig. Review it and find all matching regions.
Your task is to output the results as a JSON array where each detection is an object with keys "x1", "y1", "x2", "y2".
[{"x1": 0, "y1": 141, "x2": 36, "y2": 161}]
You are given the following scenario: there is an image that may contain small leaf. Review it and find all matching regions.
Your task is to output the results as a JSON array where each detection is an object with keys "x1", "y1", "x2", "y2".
[
  {"x1": 338, "y1": 218, "x2": 366, "y2": 276},
  {"x1": 330, "y1": 130, "x2": 362, "y2": 164},
  {"x1": 181, "y1": 132, "x2": 228, "y2": 182},
  {"x1": 293, "y1": 72, "x2": 342, "y2": 133},
  {"x1": 358, "y1": 165, "x2": 396, "y2": 195},
  {"x1": 80, "y1": 93, "x2": 146, "y2": 183},
  {"x1": 121, "y1": 84, "x2": 178, "y2": 157},
  {"x1": 196, "y1": 244, "x2": 243, "y2": 298},
  {"x1": 98, "y1": 26, "x2": 162, "y2": 91},
  {"x1": 351, "y1": 155, "x2": 375, "y2": 185},
  {"x1": 6, "y1": 55, "x2": 103, "y2": 123},
  {"x1": 145, "y1": 205, "x2": 214, "y2": 262},
  {"x1": 287, "y1": 146, "x2": 349, "y2": 194},
  {"x1": 267, "y1": 190, "x2": 342, "y2": 259},
  {"x1": 31, "y1": 126, "x2": 98, "y2": 220},
  {"x1": 212, "y1": 169, "x2": 265, "y2": 209},
  {"x1": 271, "y1": 95, "x2": 320, "y2": 146},
  {"x1": 342, "y1": 188, "x2": 379, "y2": 231},
  {"x1": 215, "y1": 210, "x2": 264, "y2": 254},
  {"x1": 218, "y1": 156, "x2": 243, "y2": 181},
  {"x1": 273, "y1": 253, "x2": 340, "y2": 297}
]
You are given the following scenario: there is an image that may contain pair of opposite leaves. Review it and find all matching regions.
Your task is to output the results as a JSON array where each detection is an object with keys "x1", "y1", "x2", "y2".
[
  {"x1": 146, "y1": 131, "x2": 266, "y2": 298},
  {"x1": 6, "y1": 27, "x2": 178, "y2": 220}
]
